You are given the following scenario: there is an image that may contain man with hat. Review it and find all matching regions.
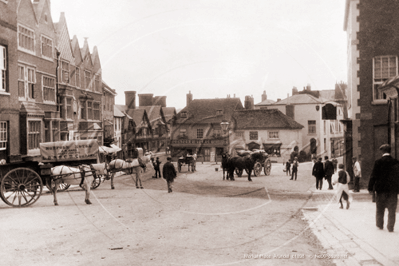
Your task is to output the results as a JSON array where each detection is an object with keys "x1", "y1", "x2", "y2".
[
  {"x1": 163, "y1": 157, "x2": 177, "y2": 193},
  {"x1": 368, "y1": 144, "x2": 399, "y2": 232}
]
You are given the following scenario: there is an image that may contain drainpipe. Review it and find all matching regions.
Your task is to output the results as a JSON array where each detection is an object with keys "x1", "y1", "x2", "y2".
[{"x1": 56, "y1": 50, "x2": 61, "y2": 112}]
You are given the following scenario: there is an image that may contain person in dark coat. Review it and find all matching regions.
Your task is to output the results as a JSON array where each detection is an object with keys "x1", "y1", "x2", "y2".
[
  {"x1": 324, "y1": 156, "x2": 335, "y2": 190},
  {"x1": 163, "y1": 157, "x2": 177, "y2": 193},
  {"x1": 290, "y1": 157, "x2": 299, "y2": 180},
  {"x1": 368, "y1": 144, "x2": 399, "y2": 232},
  {"x1": 312, "y1": 157, "x2": 325, "y2": 190},
  {"x1": 154, "y1": 157, "x2": 162, "y2": 178},
  {"x1": 285, "y1": 160, "x2": 291, "y2": 176}
]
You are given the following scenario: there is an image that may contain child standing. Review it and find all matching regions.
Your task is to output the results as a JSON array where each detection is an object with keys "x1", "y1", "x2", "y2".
[
  {"x1": 290, "y1": 157, "x2": 299, "y2": 180},
  {"x1": 285, "y1": 160, "x2": 291, "y2": 176}
]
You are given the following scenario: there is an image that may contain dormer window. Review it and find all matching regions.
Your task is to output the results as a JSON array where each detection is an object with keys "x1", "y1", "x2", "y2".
[
  {"x1": 216, "y1": 109, "x2": 223, "y2": 115},
  {"x1": 181, "y1": 111, "x2": 187, "y2": 118}
]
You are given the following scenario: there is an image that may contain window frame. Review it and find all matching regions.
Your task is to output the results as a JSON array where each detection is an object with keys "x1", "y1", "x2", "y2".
[
  {"x1": 75, "y1": 67, "x2": 80, "y2": 88},
  {"x1": 42, "y1": 76, "x2": 55, "y2": 103},
  {"x1": 87, "y1": 101, "x2": 93, "y2": 120},
  {"x1": 18, "y1": 65, "x2": 25, "y2": 98},
  {"x1": 0, "y1": 121, "x2": 7, "y2": 151},
  {"x1": 61, "y1": 60, "x2": 69, "y2": 84},
  {"x1": 179, "y1": 129, "x2": 187, "y2": 137},
  {"x1": 0, "y1": 45, "x2": 7, "y2": 92},
  {"x1": 85, "y1": 70, "x2": 91, "y2": 90},
  {"x1": 40, "y1": 35, "x2": 53, "y2": 60},
  {"x1": 196, "y1": 128, "x2": 203, "y2": 139},
  {"x1": 249, "y1": 131, "x2": 258, "y2": 140},
  {"x1": 268, "y1": 131, "x2": 279, "y2": 139},
  {"x1": 18, "y1": 24, "x2": 35, "y2": 55},
  {"x1": 27, "y1": 67, "x2": 35, "y2": 100},
  {"x1": 373, "y1": 55, "x2": 398, "y2": 101},
  {"x1": 93, "y1": 102, "x2": 100, "y2": 120},
  {"x1": 308, "y1": 120, "x2": 316, "y2": 134},
  {"x1": 80, "y1": 100, "x2": 86, "y2": 120},
  {"x1": 28, "y1": 120, "x2": 41, "y2": 151}
]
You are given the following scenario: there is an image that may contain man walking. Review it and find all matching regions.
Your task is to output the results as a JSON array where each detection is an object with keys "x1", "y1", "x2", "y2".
[
  {"x1": 312, "y1": 157, "x2": 325, "y2": 190},
  {"x1": 154, "y1": 157, "x2": 162, "y2": 178},
  {"x1": 324, "y1": 156, "x2": 335, "y2": 190},
  {"x1": 163, "y1": 157, "x2": 177, "y2": 193},
  {"x1": 368, "y1": 144, "x2": 399, "y2": 232},
  {"x1": 352, "y1": 157, "x2": 361, "y2": 192},
  {"x1": 290, "y1": 157, "x2": 299, "y2": 180},
  {"x1": 333, "y1": 164, "x2": 352, "y2": 209}
]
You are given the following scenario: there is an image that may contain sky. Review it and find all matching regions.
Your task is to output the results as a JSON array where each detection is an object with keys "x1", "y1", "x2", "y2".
[{"x1": 51, "y1": 0, "x2": 348, "y2": 110}]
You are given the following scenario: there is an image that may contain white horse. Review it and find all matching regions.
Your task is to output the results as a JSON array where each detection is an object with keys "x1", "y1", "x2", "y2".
[
  {"x1": 107, "y1": 159, "x2": 143, "y2": 189},
  {"x1": 50, "y1": 165, "x2": 97, "y2": 205}
]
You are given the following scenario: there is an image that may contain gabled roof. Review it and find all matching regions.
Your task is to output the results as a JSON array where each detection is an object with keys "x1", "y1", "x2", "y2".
[
  {"x1": 255, "y1": 99, "x2": 276, "y2": 106},
  {"x1": 162, "y1": 107, "x2": 176, "y2": 123},
  {"x1": 272, "y1": 94, "x2": 327, "y2": 105},
  {"x1": 103, "y1": 80, "x2": 117, "y2": 95},
  {"x1": 55, "y1": 12, "x2": 75, "y2": 65},
  {"x1": 125, "y1": 109, "x2": 151, "y2": 129},
  {"x1": 91, "y1": 46, "x2": 101, "y2": 73},
  {"x1": 175, "y1": 98, "x2": 243, "y2": 124},
  {"x1": 18, "y1": 0, "x2": 39, "y2": 25},
  {"x1": 233, "y1": 109, "x2": 304, "y2": 130},
  {"x1": 114, "y1": 106, "x2": 125, "y2": 117},
  {"x1": 136, "y1": 106, "x2": 164, "y2": 125},
  {"x1": 71, "y1": 35, "x2": 83, "y2": 67}
]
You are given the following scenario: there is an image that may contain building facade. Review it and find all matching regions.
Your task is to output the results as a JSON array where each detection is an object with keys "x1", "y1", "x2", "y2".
[
  {"x1": 102, "y1": 81, "x2": 116, "y2": 145},
  {"x1": 344, "y1": 0, "x2": 399, "y2": 185},
  {"x1": 171, "y1": 93, "x2": 244, "y2": 162},
  {"x1": 0, "y1": 0, "x2": 19, "y2": 163}
]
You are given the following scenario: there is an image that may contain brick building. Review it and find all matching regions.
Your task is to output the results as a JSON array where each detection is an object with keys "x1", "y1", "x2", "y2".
[
  {"x1": 0, "y1": 0, "x2": 19, "y2": 163},
  {"x1": 344, "y1": 0, "x2": 399, "y2": 185}
]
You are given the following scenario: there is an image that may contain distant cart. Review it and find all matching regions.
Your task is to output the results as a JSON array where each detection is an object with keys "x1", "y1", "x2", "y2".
[
  {"x1": 235, "y1": 149, "x2": 272, "y2": 177},
  {"x1": 177, "y1": 154, "x2": 196, "y2": 172}
]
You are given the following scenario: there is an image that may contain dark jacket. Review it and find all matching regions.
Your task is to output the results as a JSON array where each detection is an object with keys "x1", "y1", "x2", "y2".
[
  {"x1": 368, "y1": 155, "x2": 399, "y2": 193},
  {"x1": 324, "y1": 160, "x2": 335, "y2": 177},
  {"x1": 338, "y1": 169, "x2": 348, "y2": 184},
  {"x1": 312, "y1": 161, "x2": 325, "y2": 178},
  {"x1": 163, "y1": 161, "x2": 177, "y2": 181},
  {"x1": 154, "y1": 159, "x2": 161, "y2": 170}
]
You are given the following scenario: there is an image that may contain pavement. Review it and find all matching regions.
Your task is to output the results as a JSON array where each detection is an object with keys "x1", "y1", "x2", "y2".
[{"x1": 302, "y1": 164, "x2": 399, "y2": 266}]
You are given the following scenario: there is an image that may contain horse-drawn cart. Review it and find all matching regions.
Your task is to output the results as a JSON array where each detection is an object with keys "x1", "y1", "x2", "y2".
[
  {"x1": 177, "y1": 154, "x2": 196, "y2": 172},
  {"x1": 235, "y1": 149, "x2": 272, "y2": 177},
  {"x1": 0, "y1": 139, "x2": 102, "y2": 207}
]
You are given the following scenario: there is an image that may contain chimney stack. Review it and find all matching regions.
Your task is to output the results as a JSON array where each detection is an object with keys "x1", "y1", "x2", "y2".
[
  {"x1": 245, "y1": 95, "x2": 254, "y2": 110},
  {"x1": 153, "y1": 96, "x2": 167, "y2": 107},
  {"x1": 124, "y1": 91, "x2": 136, "y2": 109},
  {"x1": 138, "y1": 93, "x2": 154, "y2": 107},
  {"x1": 292, "y1": 86, "x2": 298, "y2": 95},
  {"x1": 261, "y1": 90, "x2": 267, "y2": 101},
  {"x1": 187, "y1": 91, "x2": 193, "y2": 107}
]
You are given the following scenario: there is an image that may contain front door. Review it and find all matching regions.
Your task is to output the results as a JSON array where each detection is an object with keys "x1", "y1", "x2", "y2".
[{"x1": 204, "y1": 148, "x2": 210, "y2": 161}]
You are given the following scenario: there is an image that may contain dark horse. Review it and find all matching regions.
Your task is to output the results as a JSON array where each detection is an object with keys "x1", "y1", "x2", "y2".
[
  {"x1": 221, "y1": 153, "x2": 232, "y2": 180},
  {"x1": 225, "y1": 151, "x2": 264, "y2": 182}
]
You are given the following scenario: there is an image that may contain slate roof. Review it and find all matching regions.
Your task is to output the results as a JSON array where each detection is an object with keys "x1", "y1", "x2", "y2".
[
  {"x1": 125, "y1": 109, "x2": 150, "y2": 129},
  {"x1": 162, "y1": 107, "x2": 176, "y2": 123},
  {"x1": 255, "y1": 99, "x2": 276, "y2": 106},
  {"x1": 175, "y1": 98, "x2": 243, "y2": 124},
  {"x1": 272, "y1": 94, "x2": 330, "y2": 105},
  {"x1": 102, "y1": 80, "x2": 116, "y2": 95},
  {"x1": 319, "y1": 90, "x2": 336, "y2": 101},
  {"x1": 233, "y1": 109, "x2": 304, "y2": 130},
  {"x1": 114, "y1": 106, "x2": 125, "y2": 117},
  {"x1": 115, "y1": 104, "x2": 128, "y2": 113},
  {"x1": 136, "y1": 106, "x2": 163, "y2": 125}
]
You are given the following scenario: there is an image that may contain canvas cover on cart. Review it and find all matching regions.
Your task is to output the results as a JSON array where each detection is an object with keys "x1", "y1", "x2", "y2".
[{"x1": 40, "y1": 139, "x2": 99, "y2": 162}]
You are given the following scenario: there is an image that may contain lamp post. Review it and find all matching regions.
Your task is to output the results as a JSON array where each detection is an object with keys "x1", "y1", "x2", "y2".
[{"x1": 220, "y1": 121, "x2": 230, "y2": 154}]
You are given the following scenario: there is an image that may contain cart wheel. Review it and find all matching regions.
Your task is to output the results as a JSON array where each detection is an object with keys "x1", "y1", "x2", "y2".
[
  {"x1": 0, "y1": 167, "x2": 43, "y2": 207},
  {"x1": 264, "y1": 159, "x2": 272, "y2": 176},
  {"x1": 253, "y1": 161, "x2": 262, "y2": 177},
  {"x1": 235, "y1": 168, "x2": 243, "y2": 177},
  {"x1": 91, "y1": 175, "x2": 102, "y2": 189},
  {"x1": 178, "y1": 162, "x2": 182, "y2": 173}
]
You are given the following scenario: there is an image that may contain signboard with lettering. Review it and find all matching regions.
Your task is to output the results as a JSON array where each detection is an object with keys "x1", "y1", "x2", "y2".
[
  {"x1": 170, "y1": 139, "x2": 227, "y2": 146},
  {"x1": 40, "y1": 139, "x2": 99, "y2": 162}
]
